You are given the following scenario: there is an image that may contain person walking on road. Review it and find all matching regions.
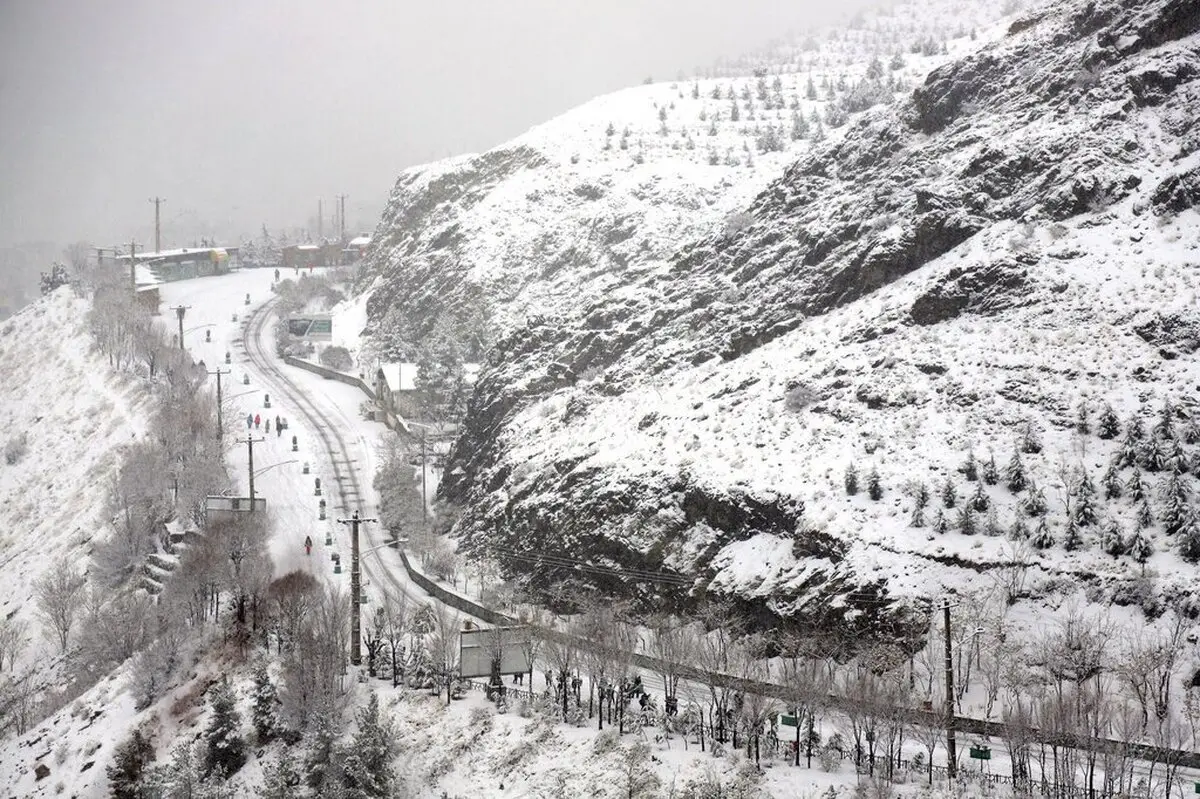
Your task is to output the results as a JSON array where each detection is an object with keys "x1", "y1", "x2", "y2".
[
  {"x1": 246, "y1": 413, "x2": 253, "y2": 429},
  {"x1": 304, "y1": 535, "x2": 313, "y2": 555},
  {"x1": 274, "y1": 268, "x2": 280, "y2": 282},
  {"x1": 254, "y1": 413, "x2": 261, "y2": 429},
  {"x1": 265, "y1": 419, "x2": 271, "y2": 434}
]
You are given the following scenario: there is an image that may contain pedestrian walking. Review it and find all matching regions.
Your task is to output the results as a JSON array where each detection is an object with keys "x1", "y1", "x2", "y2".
[
  {"x1": 246, "y1": 413, "x2": 253, "y2": 429},
  {"x1": 274, "y1": 268, "x2": 280, "y2": 282},
  {"x1": 254, "y1": 413, "x2": 261, "y2": 429},
  {"x1": 265, "y1": 419, "x2": 271, "y2": 434},
  {"x1": 304, "y1": 534, "x2": 313, "y2": 555},
  {"x1": 277, "y1": 422, "x2": 283, "y2": 438}
]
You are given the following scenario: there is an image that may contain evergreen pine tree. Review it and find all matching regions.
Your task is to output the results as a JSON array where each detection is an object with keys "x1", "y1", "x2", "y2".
[
  {"x1": 1023, "y1": 481, "x2": 1047, "y2": 517},
  {"x1": 342, "y1": 692, "x2": 398, "y2": 798},
  {"x1": 867, "y1": 467, "x2": 883, "y2": 500},
  {"x1": 1005, "y1": 450, "x2": 1027, "y2": 493},
  {"x1": 260, "y1": 750, "x2": 302, "y2": 799},
  {"x1": 1160, "y1": 473, "x2": 1190, "y2": 536},
  {"x1": 957, "y1": 504, "x2": 977, "y2": 536},
  {"x1": 251, "y1": 660, "x2": 279, "y2": 744},
  {"x1": 1102, "y1": 461, "x2": 1123, "y2": 500},
  {"x1": 1154, "y1": 398, "x2": 1176, "y2": 440},
  {"x1": 1075, "y1": 400, "x2": 1090, "y2": 435},
  {"x1": 1164, "y1": 436, "x2": 1190, "y2": 475},
  {"x1": 941, "y1": 476, "x2": 957, "y2": 508},
  {"x1": 1125, "y1": 414, "x2": 1145, "y2": 442},
  {"x1": 1137, "y1": 498, "x2": 1154, "y2": 530},
  {"x1": 1183, "y1": 416, "x2": 1200, "y2": 445},
  {"x1": 107, "y1": 729, "x2": 155, "y2": 799},
  {"x1": 305, "y1": 712, "x2": 342, "y2": 792},
  {"x1": 1030, "y1": 519, "x2": 1054, "y2": 549},
  {"x1": 146, "y1": 742, "x2": 200, "y2": 799},
  {"x1": 844, "y1": 463, "x2": 859, "y2": 496},
  {"x1": 1097, "y1": 403, "x2": 1121, "y2": 439},
  {"x1": 1128, "y1": 530, "x2": 1152, "y2": 564},
  {"x1": 982, "y1": 452, "x2": 999, "y2": 485},
  {"x1": 1073, "y1": 468, "x2": 1098, "y2": 527},
  {"x1": 963, "y1": 451, "x2": 978, "y2": 482},
  {"x1": 984, "y1": 506, "x2": 1001, "y2": 537},
  {"x1": 1127, "y1": 467, "x2": 1148, "y2": 504},
  {"x1": 1116, "y1": 429, "x2": 1140, "y2": 468},
  {"x1": 1019, "y1": 422, "x2": 1043, "y2": 454},
  {"x1": 1008, "y1": 514, "x2": 1029, "y2": 541},
  {"x1": 911, "y1": 482, "x2": 929, "y2": 527},
  {"x1": 205, "y1": 675, "x2": 246, "y2": 778},
  {"x1": 970, "y1": 481, "x2": 990, "y2": 512},
  {"x1": 1100, "y1": 519, "x2": 1125, "y2": 557},
  {"x1": 1062, "y1": 517, "x2": 1083, "y2": 551},
  {"x1": 1178, "y1": 508, "x2": 1200, "y2": 563},
  {"x1": 934, "y1": 509, "x2": 948, "y2": 535},
  {"x1": 1138, "y1": 435, "x2": 1165, "y2": 473}
]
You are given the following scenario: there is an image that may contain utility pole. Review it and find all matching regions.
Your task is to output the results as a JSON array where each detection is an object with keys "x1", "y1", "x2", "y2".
[
  {"x1": 338, "y1": 510, "x2": 377, "y2": 666},
  {"x1": 239, "y1": 436, "x2": 264, "y2": 510},
  {"x1": 171, "y1": 305, "x2": 190, "y2": 349},
  {"x1": 943, "y1": 599, "x2": 957, "y2": 781},
  {"x1": 337, "y1": 193, "x2": 348, "y2": 241},
  {"x1": 208, "y1": 368, "x2": 229, "y2": 439},
  {"x1": 127, "y1": 240, "x2": 138, "y2": 293},
  {"x1": 150, "y1": 197, "x2": 165, "y2": 254},
  {"x1": 420, "y1": 429, "x2": 428, "y2": 521}
]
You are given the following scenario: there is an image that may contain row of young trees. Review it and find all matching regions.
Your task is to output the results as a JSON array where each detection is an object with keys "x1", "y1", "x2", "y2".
[{"x1": 845, "y1": 399, "x2": 1200, "y2": 570}]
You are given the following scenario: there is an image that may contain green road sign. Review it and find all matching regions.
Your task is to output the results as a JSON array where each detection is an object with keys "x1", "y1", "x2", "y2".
[
  {"x1": 780, "y1": 715, "x2": 799, "y2": 728},
  {"x1": 969, "y1": 746, "x2": 991, "y2": 761}
]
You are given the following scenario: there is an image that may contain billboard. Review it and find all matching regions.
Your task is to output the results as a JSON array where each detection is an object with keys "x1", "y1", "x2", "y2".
[
  {"x1": 204, "y1": 495, "x2": 267, "y2": 525},
  {"x1": 459, "y1": 625, "x2": 533, "y2": 679},
  {"x1": 287, "y1": 314, "x2": 333, "y2": 342}
]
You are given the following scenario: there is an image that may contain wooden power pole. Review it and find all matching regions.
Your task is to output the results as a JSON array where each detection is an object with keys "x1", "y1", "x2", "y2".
[
  {"x1": 338, "y1": 510, "x2": 377, "y2": 667},
  {"x1": 207, "y1": 368, "x2": 229, "y2": 439}
]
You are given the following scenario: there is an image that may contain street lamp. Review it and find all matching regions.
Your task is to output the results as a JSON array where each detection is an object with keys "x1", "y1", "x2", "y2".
[
  {"x1": 253, "y1": 460, "x2": 298, "y2": 478},
  {"x1": 400, "y1": 418, "x2": 439, "y2": 521}
]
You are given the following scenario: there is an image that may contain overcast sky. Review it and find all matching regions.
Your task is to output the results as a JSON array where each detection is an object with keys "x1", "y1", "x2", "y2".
[{"x1": 0, "y1": 0, "x2": 868, "y2": 251}]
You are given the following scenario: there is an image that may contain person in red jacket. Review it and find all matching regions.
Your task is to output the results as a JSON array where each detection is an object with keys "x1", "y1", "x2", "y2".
[
  {"x1": 254, "y1": 413, "x2": 261, "y2": 429},
  {"x1": 304, "y1": 535, "x2": 313, "y2": 555}
]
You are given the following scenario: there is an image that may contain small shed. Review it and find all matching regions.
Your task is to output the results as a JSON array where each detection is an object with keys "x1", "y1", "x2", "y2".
[{"x1": 376, "y1": 362, "x2": 420, "y2": 418}]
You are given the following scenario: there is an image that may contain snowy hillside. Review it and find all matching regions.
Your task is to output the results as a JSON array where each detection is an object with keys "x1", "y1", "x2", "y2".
[
  {"x1": 356, "y1": 0, "x2": 1019, "y2": 363},
  {"x1": 358, "y1": 0, "x2": 1200, "y2": 642},
  {"x1": 0, "y1": 290, "x2": 152, "y2": 676}
]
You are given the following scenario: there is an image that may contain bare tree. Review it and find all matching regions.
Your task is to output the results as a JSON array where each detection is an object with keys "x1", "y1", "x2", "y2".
[
  {"x1": 266, "y1": 570, "x2": 321, "y2": 655},
  {"x1": 646, "y1": 613, "x2": 698, "y2": 715},
  {"x1": 0, "y1": 617, "x2": 28, "y2": 673},
  {"x1": 381, "y1": 591, "x2": 410, "y2": 688},
  {"x1": 35, "y1": 556, "x2": 87, "y2": 653},
  {"x1": 279, "y1": 585, "x2": 349, "y2": 731},
  {"x1": 426, "y1": 603, "x2": 461, "y2": 705},
  {"x1": 695, "y1": 602, "x2": 745, "y2": 748}
]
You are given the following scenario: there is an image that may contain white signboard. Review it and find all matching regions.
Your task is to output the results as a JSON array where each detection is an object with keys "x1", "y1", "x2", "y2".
[{"x1": 459, "y1": 626, "x2": 532, "y2": 679}]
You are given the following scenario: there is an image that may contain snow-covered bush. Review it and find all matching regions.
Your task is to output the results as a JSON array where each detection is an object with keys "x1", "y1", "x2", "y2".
[
  {"x1": 3, "y1": 432, "x2": 27, "y2": 465},
  {"x1": 319, "y1": 345, "x2": 354, "y2": 372}
]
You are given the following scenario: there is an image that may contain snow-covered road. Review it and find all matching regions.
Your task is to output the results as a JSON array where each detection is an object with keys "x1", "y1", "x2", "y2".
[{"x1": 156, "y1": 268, "x2": 412, "y2": 597}]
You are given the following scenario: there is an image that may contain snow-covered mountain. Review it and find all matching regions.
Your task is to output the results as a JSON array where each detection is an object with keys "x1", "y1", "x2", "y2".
[{"x1": 358, "y1": 0, "x2": 1200, "y2": 642}]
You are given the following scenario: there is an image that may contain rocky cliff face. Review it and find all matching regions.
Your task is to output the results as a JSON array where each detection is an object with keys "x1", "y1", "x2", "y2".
[{"x1": 363, "y1": 0, "x2": 1200, "y2": 644}]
